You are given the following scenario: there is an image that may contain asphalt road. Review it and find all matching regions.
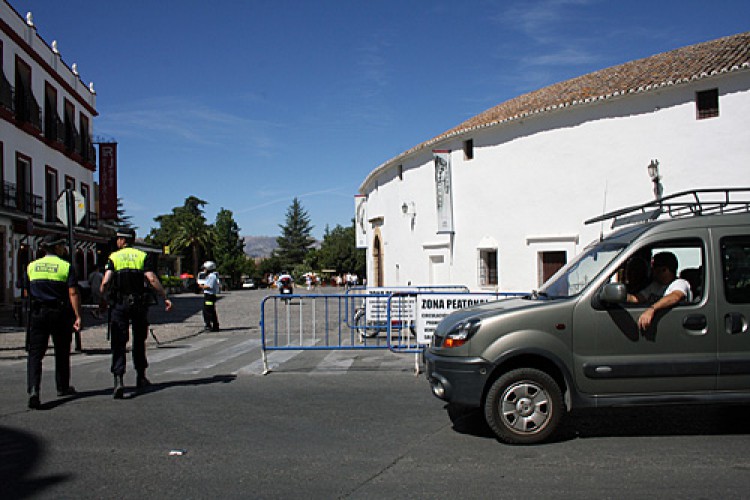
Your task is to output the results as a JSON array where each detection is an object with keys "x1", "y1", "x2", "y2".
[{"x1": 1, "y1": 289, "x2": 750, "y2": 499}]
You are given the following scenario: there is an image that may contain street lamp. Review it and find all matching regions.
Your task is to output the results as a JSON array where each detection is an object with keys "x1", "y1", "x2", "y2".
[{"x1": 647, "y1": 159, "x2": 663, "y2": 200}]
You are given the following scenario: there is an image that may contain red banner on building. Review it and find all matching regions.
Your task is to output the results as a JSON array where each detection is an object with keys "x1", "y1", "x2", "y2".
[{"x1": 99, "y1": 143, "x2": 118, "y2": 219}]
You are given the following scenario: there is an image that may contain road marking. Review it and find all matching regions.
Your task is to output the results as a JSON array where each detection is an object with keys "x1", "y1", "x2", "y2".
[
  {"x1": 164, "y1": 338, "x2": 261, "y2": 375},
  {"x1": 312, "y1": 350, "x2": 356, "y2": 374},
  {"x1": 235, "y1": 349, "x2": 306, "y2": 376}
]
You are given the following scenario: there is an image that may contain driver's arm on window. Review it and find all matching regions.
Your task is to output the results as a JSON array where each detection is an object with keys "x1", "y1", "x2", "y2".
[{"x1": 637, "y1": 289, "x2": 686, "y2": 330}]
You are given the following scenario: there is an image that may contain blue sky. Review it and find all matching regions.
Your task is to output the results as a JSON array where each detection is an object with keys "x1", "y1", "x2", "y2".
[{"x1": 11, "y1": 0, "x2": 750, "y2": 239}]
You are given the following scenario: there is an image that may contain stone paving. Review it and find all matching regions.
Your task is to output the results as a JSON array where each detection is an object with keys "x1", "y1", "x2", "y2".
[{"x1": 0, "y1": 291, "x2": 260, "y2": 360}]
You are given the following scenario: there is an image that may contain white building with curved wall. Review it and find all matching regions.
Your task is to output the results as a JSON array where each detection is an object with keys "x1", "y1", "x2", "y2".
[
  {"x1": 358, "y1": 32, "x2": 750, "y2": 292},
  {"x1": 1, "y1": 1, "x2": 103, "y2": 307}
]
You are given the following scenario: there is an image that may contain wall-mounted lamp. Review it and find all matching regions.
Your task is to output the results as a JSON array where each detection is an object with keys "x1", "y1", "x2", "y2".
[
  {"x1": 647, "y1": 159, "x2": 663, "y2": 200},
  {"x1": 402, "y1": 202, "x2": 416, "y2": 229},
  {"x1": 401, "y1": 202, "x2": 416, "y2": 217}
]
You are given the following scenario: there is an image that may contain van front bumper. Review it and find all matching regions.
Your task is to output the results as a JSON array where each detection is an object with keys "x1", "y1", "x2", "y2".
[{"x1": 424, "y1": 350, "x2": 492, "y2": 407}]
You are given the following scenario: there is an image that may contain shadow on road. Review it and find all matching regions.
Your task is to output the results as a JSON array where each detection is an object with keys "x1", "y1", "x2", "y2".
[
  {"x1": 0, "y1": 425, "x2": 68, "y2": 499},
  {"x1": 446, "y1": 403, "x2": 750, "y2": 443},
  {"x1": 29, "y1": 375, "x2": 237, "y2": 410}
]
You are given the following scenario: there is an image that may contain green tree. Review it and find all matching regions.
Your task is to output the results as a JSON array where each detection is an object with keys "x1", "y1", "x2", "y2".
[
  {"x1": 147, "y1": 196, "x2": 213, "y2": 276},
  {"x1": 275, "y1": 197, "x2": 315, "y2": 270},
  {"x1": 316, "y1": 220, "x2": 365, "y2": 277},
  {"x1": 214, "y1": 208, "x2": 246, "y2": 287},
  {"x1": 114, "y1": 197, "x2": 136, "y2": 230}
]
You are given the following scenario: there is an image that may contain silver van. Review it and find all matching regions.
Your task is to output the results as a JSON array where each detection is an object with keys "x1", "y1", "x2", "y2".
[{"x1": 425, "y1": 188, "x2": 750, "y2": 444}]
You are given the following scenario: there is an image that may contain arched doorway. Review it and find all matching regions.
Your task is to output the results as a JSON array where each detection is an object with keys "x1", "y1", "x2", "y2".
[{"x1": 373, "y1": 234, "x2": 383, "y2": 287}]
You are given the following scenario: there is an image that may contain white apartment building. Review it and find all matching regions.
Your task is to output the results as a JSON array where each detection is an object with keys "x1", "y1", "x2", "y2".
[
  {"x1": 358, "y1": 32, "x2": 750, "y2": 292},
  {"x1": 1, "y1": 1, "x2": 106, "y2": 306}
]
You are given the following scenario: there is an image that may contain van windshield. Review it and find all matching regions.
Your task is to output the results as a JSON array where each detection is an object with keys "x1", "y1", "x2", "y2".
[{"x1": 539, "y1": 242, "x2": 626, "y2": 299}]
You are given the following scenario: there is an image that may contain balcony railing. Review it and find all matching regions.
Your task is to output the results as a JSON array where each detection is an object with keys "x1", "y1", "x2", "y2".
[
  {"x1": 2, "y1": 182, "x2": 43, "y2": 218},
  {"x1": 0, "y1": 73, "x2": 12, "y2": 112},
  {"x1": 44, "y1": 112, "x2": 65, "y2": 145},
  {"x1": 15, "y1": 89, "x2": 42, "y2": 131}
]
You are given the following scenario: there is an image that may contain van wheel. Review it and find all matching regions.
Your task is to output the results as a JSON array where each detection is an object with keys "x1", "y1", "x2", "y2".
[{"x1": 484, "y1": 368, "x2": 563, "y2": 445}]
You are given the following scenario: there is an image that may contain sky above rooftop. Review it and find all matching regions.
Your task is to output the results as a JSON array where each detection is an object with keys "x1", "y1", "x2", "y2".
[{"x1": 10, "y1": 0, "x2": 750, "y2": 238}]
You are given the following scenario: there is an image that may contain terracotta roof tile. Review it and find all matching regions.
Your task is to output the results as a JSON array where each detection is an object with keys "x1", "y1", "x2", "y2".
[{"x1": 367, "y1": 31, "x2": 750, "y2": 184}]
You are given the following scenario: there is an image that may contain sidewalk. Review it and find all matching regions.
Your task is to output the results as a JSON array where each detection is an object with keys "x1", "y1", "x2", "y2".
[{"x1": 0, "y1": 293, "x2": 211, "y2": 360}]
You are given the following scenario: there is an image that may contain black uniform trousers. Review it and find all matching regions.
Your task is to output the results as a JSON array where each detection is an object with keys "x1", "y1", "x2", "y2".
[
  {"x1": 27, "y1": 306, "x2": 74, "y2": 394},
  {"x1": 203, "y1": 293, "x2": 219, "y2": 330},
  {"x1": 110, "y1": 302, "x2": 149, "y2": 376}
]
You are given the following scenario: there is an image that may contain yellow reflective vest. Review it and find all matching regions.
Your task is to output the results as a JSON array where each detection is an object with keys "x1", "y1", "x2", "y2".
[{"x1": 27, "y1": 254, "x2": 73, "y2": 303}]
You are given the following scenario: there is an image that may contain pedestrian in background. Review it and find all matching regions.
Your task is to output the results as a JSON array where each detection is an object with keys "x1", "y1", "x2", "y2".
[
  {"x1": 87, "y1": 265, "x2": 104, "y2": 319},
  {"x1": 101, "y1": 229, "x2": 172, "y2": 398},
  {"x1": 200, "y1": 261, "x2": 220, "y2": 332},
  {"x1": 26, "y1": 234, "x2": 83, "y2": 409}
]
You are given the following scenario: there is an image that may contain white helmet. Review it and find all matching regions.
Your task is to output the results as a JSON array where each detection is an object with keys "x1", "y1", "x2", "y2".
[{"x1": 203, "y1": 261, "x2": 216, "y2": 271}]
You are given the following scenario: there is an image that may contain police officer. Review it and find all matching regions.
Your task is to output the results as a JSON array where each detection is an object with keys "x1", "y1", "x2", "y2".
[
  {"x1": 200, "y1": 261, "x2": 220, "y2": 331},
  {"x1": 26, "y1": 234, "x2": 83, "y2": 409},
  {"x1": 101, "y1": 229, "x2": 172, "y2": 398}
]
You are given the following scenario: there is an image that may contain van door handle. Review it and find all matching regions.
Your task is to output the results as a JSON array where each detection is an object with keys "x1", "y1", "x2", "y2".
[
  {"x1": 725, "y1": 313, "x2": 747, "y2": 335},
  {"x1": 682, "y1": 314, "x2": 707, "y2": 331}
]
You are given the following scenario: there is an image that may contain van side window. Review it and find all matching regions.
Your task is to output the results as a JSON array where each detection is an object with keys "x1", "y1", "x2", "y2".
[
  {"x1": 721, "y1": 237, "x2": 750, "y2": 304},
  {"x1": 614, "y1": 239, "x2": 704, "y2": 305}
]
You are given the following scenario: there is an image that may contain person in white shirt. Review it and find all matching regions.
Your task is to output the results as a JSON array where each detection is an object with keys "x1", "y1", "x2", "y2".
[
  {"x1": 200, "y1": 261, "x2": 220, "y2": 332},
  {"x1": 627, "y1": 251, "x2": 692, "y2": 330}
]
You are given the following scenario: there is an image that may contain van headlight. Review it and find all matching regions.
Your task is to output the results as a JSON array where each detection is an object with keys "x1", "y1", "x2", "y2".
[{"x1": 443, "y1": 318, "x2": 481, "y2": 348}]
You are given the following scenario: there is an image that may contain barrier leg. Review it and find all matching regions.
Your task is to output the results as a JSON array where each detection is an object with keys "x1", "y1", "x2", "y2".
[{"x1": 262, "y1": 348, "x2": 270, "y2": 375}]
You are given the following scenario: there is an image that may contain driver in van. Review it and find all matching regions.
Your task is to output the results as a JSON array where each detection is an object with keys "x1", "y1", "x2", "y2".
[{"x1": 627, "y1": 251, "x2": 692, "y2": 330}]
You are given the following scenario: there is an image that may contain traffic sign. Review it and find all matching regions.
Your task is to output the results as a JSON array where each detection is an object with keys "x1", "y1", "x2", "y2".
[{"x1": 56, "y1": 190, "x2": 86, "y2": 226}]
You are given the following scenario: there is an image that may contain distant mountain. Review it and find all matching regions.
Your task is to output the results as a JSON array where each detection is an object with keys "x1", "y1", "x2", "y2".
[
  {"x1": 243, "y1": 236, "x2": 278, "y2": 258},
  {"x1": 242, "y1": 235, "x2": 321, "y2": 258}
]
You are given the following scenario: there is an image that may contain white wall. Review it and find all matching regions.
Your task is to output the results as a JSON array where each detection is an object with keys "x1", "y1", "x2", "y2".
[{"x1": 363, "y1": 70, "x2": 750, "y2": 292}]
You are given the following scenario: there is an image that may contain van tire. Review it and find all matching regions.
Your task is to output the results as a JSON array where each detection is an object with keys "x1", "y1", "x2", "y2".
[{"x1": 484, "y1": 368, "x2": 563, "y2": 444}]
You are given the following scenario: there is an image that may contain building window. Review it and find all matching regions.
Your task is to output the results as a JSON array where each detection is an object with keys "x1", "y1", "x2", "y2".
[
  {"x1": 397, "y1": 164, "x2": 403, "y2": 181},
  {"x1": 65, "y1": 175, "x2": 75, "y2": 192},
  {"x1": 696, "y1": 88, "x2": 719, "y2": 119},
  {"x1": 463, "y1": 139, "x2": 474, "y2": 160},
  {"x1": 16, "y1": 155, "x2": 32, "y2": 213},
  {"x1": 14, "y1": 56, "x2": 41, "y2": 130},
  {"x1": 79, "y1": 112, "x2": 92, "y2": 162},
  {"x1": 45, "y1": 167, "x2": 58, "y2": 222},
  {"x1": 478, "y1": 249, "x2": 498, "y2": 286},
  {"x1": 64, "y1": 99, "x2": 76, "y2": 152},
  {"x1": 44, "y1": 82, "x2": 59, "y2": 142},
  {"x1": 539, "y1": 251, "x2": 566, "y2": 286}
]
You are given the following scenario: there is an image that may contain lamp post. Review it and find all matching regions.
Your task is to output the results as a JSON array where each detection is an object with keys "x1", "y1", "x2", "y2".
[{"x1": 647, "y1": 159, "x2": 663, "y2": 201}]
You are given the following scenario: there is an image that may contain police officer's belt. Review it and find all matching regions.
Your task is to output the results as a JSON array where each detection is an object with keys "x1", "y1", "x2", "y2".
[
  {"x1": 31, "y1": 299, "x2": 66, "y2": 311},
  {"x1": 115, "y1": 293, "x2": 147, "y2": 306}
]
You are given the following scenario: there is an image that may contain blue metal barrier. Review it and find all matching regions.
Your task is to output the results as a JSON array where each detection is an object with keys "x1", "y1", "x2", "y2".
[{"x1": 259, "y1": 288, "x2": 525, "y2": 374}]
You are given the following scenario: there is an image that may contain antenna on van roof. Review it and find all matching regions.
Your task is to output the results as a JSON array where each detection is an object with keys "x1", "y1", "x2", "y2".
[{"x1": 599, "y1": 181, "x2": 608, "y2": 241}]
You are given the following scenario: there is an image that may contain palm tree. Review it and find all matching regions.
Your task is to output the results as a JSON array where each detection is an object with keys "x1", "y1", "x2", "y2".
[{"x1": 170, "y1": 217, "x2": 216, "y2": 276}]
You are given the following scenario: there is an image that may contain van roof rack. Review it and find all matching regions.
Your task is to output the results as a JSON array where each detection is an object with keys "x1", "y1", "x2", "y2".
[{"x1": 585, "y1": 188, "x2": 750, "y2": 229}]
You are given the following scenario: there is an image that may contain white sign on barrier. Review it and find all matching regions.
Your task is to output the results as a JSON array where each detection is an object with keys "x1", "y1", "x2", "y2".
[
  {"x1": 363, "y1": 288, "x2": 416, "y2": 322},
  {"x1": 416, "y1": 293, "x2": 499, "y2": 344}
]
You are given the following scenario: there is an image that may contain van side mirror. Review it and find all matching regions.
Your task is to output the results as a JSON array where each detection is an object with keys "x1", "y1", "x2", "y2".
[{"x1": 599, "y1": 283, "x2": 627, "y2": 304}]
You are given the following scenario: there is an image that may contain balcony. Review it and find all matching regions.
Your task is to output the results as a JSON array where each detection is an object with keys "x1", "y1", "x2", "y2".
[
  {"x1": 2, "y1": 182, "x2": 43, "y2": 219},
  {"x1": 0, "y1": 73, "x2": 12, "y2": 113},
  {"x1": 14, "y1": 90, "x2": 42, "y2": 132},
  {"x1": 44, "y1": 112, "x2": 65, "y2": 146}
]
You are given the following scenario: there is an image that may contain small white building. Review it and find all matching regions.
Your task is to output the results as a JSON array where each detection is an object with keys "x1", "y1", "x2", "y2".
[
  {"x1": 358, "y1": 32, "x2": 750, "y2": 292},
  {"x1": 1, "y1": 1, "x2": 106, "y2": 305}
]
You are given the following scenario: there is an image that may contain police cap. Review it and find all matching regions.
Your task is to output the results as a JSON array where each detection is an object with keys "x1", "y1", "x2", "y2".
[
  {"x1": 116, "y1": 229, "x2": 136, "y2": 241},
  {"x1": 41, "y1": 234, "x2": 66, "y2": 248}
]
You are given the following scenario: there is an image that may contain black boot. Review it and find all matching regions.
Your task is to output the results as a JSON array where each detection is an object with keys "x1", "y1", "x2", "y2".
[
  {"x1": 28, "y1": 387, "x2": 40, "y2": 409},
  {"x1": 136, "y1": 372, "x2": 151, "y2": 389},
  {"x1": 113, "y1": 375, "x2": 124, "y2": 399}
]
